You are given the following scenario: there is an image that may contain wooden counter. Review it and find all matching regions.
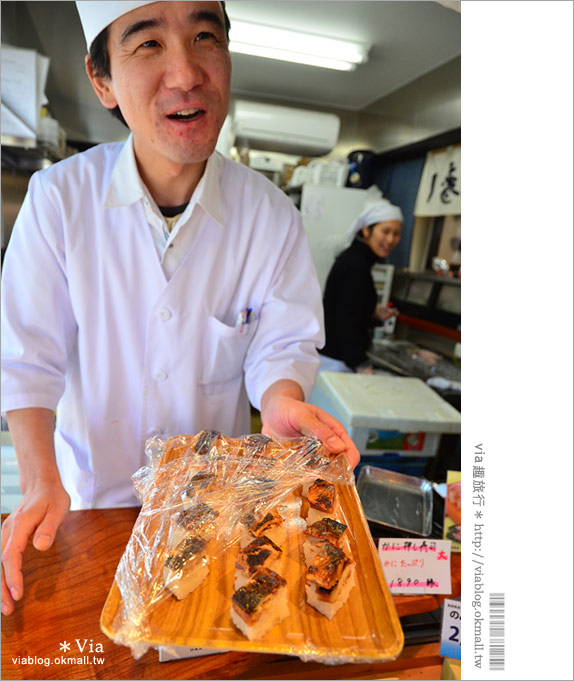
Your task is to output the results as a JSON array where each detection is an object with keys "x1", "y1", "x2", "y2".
[{"x1": 1, "y1": 509, "x2": 460, "y2": 680}]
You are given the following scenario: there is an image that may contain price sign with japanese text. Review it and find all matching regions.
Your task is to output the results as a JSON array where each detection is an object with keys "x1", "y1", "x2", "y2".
[
  {"x1": 440, "y1": 598, "x2": 461, "y2": 659},
  {"x1": 377, "y1": 538, "x2": 452, "y2": 594}
]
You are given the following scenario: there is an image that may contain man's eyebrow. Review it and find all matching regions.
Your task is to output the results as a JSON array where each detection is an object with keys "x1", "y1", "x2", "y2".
[
  {"x1": 120, "y1": 18, "x2": 162, "y2": 44},
  {"x1": 189, "y1": 10, "x2": 225, "y2": 31}
]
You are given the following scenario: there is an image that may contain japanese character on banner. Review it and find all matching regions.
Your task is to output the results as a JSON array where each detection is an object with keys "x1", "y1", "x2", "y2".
[{"x1": 414, "y1": 145, "x2": 461, "y2": 217}]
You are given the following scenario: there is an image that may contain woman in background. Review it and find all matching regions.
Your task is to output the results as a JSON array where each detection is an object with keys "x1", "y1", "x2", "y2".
[{"x1": 320, "y1": 200, "x2": 403, "y2": 374}]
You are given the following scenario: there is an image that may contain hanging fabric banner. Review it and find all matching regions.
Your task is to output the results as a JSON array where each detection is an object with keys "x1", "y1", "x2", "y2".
[{"x1": 414, "y1": 145, "x2": 461, "y2": 217}]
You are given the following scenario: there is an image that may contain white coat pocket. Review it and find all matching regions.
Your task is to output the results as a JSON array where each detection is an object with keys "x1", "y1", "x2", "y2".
[{"x1": 199, "y1": 314, "x2": 258, "y2": 387}]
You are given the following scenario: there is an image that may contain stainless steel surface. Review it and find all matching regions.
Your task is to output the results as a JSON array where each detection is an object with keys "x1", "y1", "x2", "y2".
[
  {"x1": 368, "y1": 339, "x2": 461, "y2": 383},
  {"x1": 393, "y1": 271, "x2": 461, "y2": 287},
  {"x1": 356, "y1": 466, "x2": 433, "y2": 536}
]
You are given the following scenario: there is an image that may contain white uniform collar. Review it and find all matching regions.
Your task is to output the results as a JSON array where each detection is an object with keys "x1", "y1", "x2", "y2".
[{"x1": 105, "y1": 134, "x2": 225, "y2": 227}]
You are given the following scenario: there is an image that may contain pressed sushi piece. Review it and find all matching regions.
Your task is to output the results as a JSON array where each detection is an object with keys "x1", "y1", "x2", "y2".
[
  {"x1": 302, "y1": 478, "x2": 334, "y2": 505},
  {"x1": 303, "y1": 478, "x2": 338, "y2": 523},
  {"x1": 305, "y1": 542, "x2": 356, "y2": 620},
  {"x1": 230, "y1": 567, "x2": 289, "y2": 640},
  {"x1": 239, "y1": 509, "x2": 286, "y2": 548},
  {"x1": 192, "y1": 430, "x2": 221, "y2": 455},
  {"x1": 170, "y1": 501, "x2": 219, "y2": 545},
  {"x1": 305, "y1": 517, "x2": 347, "y2": 547},
  {"x1": 234, "y1": 535, "x2": 283, "y2": 589},
  {"x1": 163, "y1": 534, "x2": 211, "y2": 599},
  {"x1": 243, "y1": 433, "x2": 273, "y2": 447},
  {"x1": 182, "y1": 471, "x2": 218, "y2": 502},
  {"x1": 177, "y1": 502, "x2": 219, "y2": 533},
  {"x1": 304, "y1": 517, "x2": 349, "y2": 563},
  {"x1": 306, "y1": 541, "x2": 350, "y2": 589},
  {"x1": 242, "y1": 434, "x2": 282, "y2": 460}
]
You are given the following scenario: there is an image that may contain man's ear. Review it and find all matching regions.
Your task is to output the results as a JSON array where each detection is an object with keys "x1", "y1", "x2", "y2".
[
  {"x1": 361, "y1": 226, "x2": 370, "y2": 239},
  {"x1": 85, "y1": 56, "x2": 117, "y2": 109}
]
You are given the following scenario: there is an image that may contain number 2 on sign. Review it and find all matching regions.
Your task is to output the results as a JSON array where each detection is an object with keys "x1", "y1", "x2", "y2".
[{"x1": 449, "y1": 625, "x2": 460, "y2": 644}]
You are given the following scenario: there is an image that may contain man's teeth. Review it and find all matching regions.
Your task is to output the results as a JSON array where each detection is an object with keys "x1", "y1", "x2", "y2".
[{"x1": 169, "y1": 108, "x2": 201, "y2": 120}]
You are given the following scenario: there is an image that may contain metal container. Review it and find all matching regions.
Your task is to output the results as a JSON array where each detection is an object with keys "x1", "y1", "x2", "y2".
[{"x1": 356, "y1": 466, "x2": 433, "y2": 536}]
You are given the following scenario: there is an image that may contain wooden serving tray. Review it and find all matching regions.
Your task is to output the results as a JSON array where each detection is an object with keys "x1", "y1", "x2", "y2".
[{"x1": 100, "y1": 479, "x2": 404, "y2": 663}]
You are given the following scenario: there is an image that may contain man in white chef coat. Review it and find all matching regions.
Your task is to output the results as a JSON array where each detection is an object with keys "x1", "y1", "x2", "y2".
[{"x1": 0, "y1": 1, "x2": 359, "y2": 616}]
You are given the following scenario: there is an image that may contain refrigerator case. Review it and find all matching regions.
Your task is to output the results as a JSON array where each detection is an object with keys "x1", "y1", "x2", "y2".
[{"x1": 300, "y1": 184, "x2": 383, "y2": 292}]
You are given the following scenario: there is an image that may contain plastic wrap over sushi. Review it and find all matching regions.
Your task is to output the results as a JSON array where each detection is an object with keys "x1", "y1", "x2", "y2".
[{"x1": 107, "y1": 431, "x2": 366, "y2": 661}]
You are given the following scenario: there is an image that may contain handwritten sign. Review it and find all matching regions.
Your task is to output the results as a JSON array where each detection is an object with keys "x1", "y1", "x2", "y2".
[
  {"x1": 440, "y1": 599, "x2": 461, "y2": 659},
  {"x1": 378, "y1": 538, "x2": 452, "y2": 594},
  {"x1": 414, "y1": 145, "x2": 461, "y2": 217}
]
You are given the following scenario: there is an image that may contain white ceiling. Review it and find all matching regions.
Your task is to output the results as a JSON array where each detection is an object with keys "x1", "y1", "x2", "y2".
[
  {"x1": 225, "y1": 1, "x2": 461, "y2": 111},
  {"x1": 1, "y1": 1, "x2": 461, "y2": 144}
]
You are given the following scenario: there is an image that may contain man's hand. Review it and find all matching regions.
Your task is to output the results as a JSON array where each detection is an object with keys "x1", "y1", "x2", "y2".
[
  {"x1": 1, "y1": 407, "x2": 69, "y2": 617},
  {"x1": 1, "y1": 482, "x2": 70, "y2": 616},
  {"x1": 260, "y1": 379, "x2": 360, "y2": 468}
]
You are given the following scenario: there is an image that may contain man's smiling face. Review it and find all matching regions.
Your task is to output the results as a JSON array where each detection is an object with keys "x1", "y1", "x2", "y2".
[{"x1": 89, "y1": 1, "x2": 231, "y2": 173}]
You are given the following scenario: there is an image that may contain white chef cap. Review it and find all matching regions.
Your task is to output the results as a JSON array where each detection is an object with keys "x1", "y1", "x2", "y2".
[
  {"x1": 347, "y1": 199, "x2": 403, "y2": 243},
  {"x1": 76, "y1": 1, "x2": 166, "y2": 51}
]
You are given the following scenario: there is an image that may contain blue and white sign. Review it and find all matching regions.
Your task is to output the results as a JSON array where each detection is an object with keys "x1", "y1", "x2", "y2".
[{"x1": 440, "y1": 598, "x2": 461, "y2": 659}]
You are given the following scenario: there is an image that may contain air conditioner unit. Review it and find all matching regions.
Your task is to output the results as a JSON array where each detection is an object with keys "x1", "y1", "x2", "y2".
[{"x1": 232, "y1": 100, "x2": 340, "y2": 157}]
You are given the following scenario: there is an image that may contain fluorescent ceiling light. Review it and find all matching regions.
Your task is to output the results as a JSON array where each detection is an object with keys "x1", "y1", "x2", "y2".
[
  {"x1": 229, "y1": 42, "x2": 356, "y2": 71},
  {"x1": 229, "y1": 20, "x2": 370, "y2": 71}
]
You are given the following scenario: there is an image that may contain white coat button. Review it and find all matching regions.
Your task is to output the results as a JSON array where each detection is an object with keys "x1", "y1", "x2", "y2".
[
  {"x1": 157, "y1": 307, "x2": 172, "y2": 321},
  {"x1": 153, "y1": 370, "x2": 168, "y2": 383}
]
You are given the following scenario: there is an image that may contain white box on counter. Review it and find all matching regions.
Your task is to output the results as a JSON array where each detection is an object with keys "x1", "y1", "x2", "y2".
[{"x1": 309, "y1": 373, "x2": 461, "y2": 457}]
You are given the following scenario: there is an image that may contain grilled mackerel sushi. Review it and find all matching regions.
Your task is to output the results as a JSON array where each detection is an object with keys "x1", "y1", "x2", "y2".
[
  {"x1": 302, "y1": 478, "x2": 338, "y2": 523},
  {"x1": 181, "y1": 471, "x2": 218, "y2": 504},
  {"x1": 241, "y1": 434, "x2": 283, "y2": 461},
  {"x1": 170, "y1": 501, "x2": 219, "y2": 546},
  {"x1": 231, "y1": 568, "x2": 289, "y2": 640},
  {"x1": 192, "y1": 429, "x2": 221, "y2": 455},
  {"x1": 234, "y1": 536, "x2": 283, "y2": 589},
  {"x1": 305, "y1": 517, "x2": 347, "y2": 544},
  {"x1": 239, "y1": 509, "x2": 286, "y2": 548},
  {"x1": 163, "y1": 534, "x2": 211, "y2": 600},
  {"x1": 163, "y1": 502, "x2": 220, "y2": 598},
  {"x1": 305, "y1": 542, "x2": 356, "y2": 620},
  {"x1": 304, "y1": 517, "x2": 348, "y2": 563}
]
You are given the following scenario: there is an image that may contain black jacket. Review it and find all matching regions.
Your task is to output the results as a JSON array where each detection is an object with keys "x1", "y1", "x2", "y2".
[{"x1": 320, "y1": 238, "x2": 381, "y2": 370}]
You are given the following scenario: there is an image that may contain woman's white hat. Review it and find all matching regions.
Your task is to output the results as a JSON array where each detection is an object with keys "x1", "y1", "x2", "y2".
[
  {"x1": 76, "y1": 1, "x2": 163, "y2": 51},
  {"x1": 346, "y1": 199, "x2": 403, "y2": 243}
]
